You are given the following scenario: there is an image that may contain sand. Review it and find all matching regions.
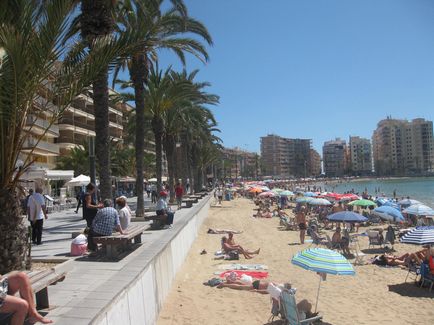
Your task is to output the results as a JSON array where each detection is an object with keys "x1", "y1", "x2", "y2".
[{"x1": 157, "y1": 198, "x2": 434, "y2": 325}]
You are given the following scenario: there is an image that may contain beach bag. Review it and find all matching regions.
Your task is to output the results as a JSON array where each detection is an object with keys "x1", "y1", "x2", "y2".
[
  {"x1": 70, "y1": 234, "x2": 87, "y2": 256},
  {"x1": 228, "y1": 251, "x2": 239, "y2": 260}
]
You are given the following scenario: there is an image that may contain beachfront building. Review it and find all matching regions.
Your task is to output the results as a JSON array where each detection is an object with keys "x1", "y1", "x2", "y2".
[
  {"x1": 372, "y1": 117, "x2": 434, "y2": 176},
  {"x1": 323, "y1": 138, "x2": 347, "y2": 177},
  {"x1": 309, "y1": 149, "x2": 322, "y2": 176},
  {"x1": 219, "y1": 147, "x2": 260, "y2": 179},
  {"x1": 260, "y1": 134, "x2": 313, "y2": 178},
  {"x1": 349, "y1": 136, "x2": 372, "y2": 176}
]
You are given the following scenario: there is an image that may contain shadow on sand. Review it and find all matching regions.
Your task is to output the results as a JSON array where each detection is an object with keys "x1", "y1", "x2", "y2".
[
  {"x1": 263, "y1": 320, "x2": 333, "y2": 325},
  {"x1": 388, "y1": 282, "x2": 434, "y2": 298}
]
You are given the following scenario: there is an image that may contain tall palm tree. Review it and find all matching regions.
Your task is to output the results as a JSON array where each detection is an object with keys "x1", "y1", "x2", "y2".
[
  {"x1": 78, "y1": 0, "x2": 117, "y2": 200},
  {"x1": 163, "y1": 69, "x2": 219, "y2": 200},
  {"x1": 114, "y1": 0, "x2": 212, "y2": 216},
  {"x1": 0, "y1": 0, "x2": 140, "y2": 273}
]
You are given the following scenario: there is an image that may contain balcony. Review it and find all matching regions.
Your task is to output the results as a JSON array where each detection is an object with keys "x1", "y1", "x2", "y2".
[
  {"x1": 22, "y1": 137, "x2": 59, "y2": 156},
  {"x1": 34, "y1": 96, "x2": 58, "y2": 113},
  {"x1": 25, "y1": 115, "x2": 59, "y2": 137}
]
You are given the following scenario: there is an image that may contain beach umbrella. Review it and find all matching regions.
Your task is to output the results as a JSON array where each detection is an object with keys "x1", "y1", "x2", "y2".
[
  {"x1": 261, "y1": 186, "x2": 271, "y2": 191},
  {"x1": 65, "y1": 174, "x2": 90, "y2": 186},
  {"x1": 291, "y1": 248, "x2": 355, "y2": 311},
  {"x1": 402, "y1": 204, "x2": 434, "y2": 217},
  {"x1": 383, "y1": 201, "x2": 399, "y2": 209},
  {"x1": 376, "y1": 197, "x2": 388, "y2": 206},
  {"x1": 304, "y1": 191, "x2": 317, "y2": 197},
  {"x1": 348, "y1": 199, "x2": 376, "y2": 207},
  {"x1": 308, "y1": 198, "x2": 332, "y2": 206},
  {"x1": 258, "y1": 191, "x2": 275, "y2": 198},
  {"x1": 327, "y1": 211, "x2": 368, "y2": 223},
  {"x1": 373, "y1": 206, "x2": 405, "y2": 222},
  {"x1": 296, "y1": 197, "x2": 313, "y2": 203},
  {"x1": 398, "y1": 199, "x2": 421, "y2": 207},
  {"x1": 249, "y1": 187, "x2": 262, "y2": 193},
  {"x1": 341, "y1": 194, "x2": 359, "y2": 201},
  {"x1": 400, "y1": 226, "x2": 434, "y2": 245},
  {"x1": 271, "y1": 188, "x2": 284, "y2": 194},
  {"x1": 280, "y1": 190, "x2": 294, "y2": 196}
]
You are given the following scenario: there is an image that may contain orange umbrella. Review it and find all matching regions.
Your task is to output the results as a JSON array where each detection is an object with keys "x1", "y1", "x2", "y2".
[{"x1": 249, "y1": 187, "x2": 263, "y2": 193}]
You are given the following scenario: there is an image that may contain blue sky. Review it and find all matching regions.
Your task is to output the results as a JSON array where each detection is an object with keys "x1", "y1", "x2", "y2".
[{"x1": 119, "y1": 0, "x2": 434, "y2": 154}]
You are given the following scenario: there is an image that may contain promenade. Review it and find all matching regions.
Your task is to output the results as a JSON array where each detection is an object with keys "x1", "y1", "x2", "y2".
[{"x1": 31, "y1": 194, "x2": 211, "y2": 324}]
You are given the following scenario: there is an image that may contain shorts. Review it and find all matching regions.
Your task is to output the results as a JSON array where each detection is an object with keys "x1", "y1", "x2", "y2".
[
  {"x1": 252, "y1": 280, "x2": 260, "y2": 290},
  {"x1": 299, "y1": 223, "x2": 307, "y2": 230},
  {"x1": 0, "y1": 277, "x2": 8, "y2": 308}
]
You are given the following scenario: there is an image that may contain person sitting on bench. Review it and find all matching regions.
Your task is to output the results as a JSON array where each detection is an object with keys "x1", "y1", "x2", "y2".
[
  {"x1": 0, "y1": 272, "x2": 53, "y2": 324},
  {"x1": 156, "y1": 191, "x2": 174, "y2": 229},
  {"x1": 88, "y1": 199, "x2": 125, "y2": 252}
]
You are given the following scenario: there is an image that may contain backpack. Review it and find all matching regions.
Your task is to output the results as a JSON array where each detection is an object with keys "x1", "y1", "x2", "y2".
[{"x1": 227, "y1": 250, "x2": 239, "y2": 260}]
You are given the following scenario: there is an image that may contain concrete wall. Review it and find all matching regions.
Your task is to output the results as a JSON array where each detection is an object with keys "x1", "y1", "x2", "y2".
[{"x1": 92, "y1": 196, "x2": 210, "y2": 325}]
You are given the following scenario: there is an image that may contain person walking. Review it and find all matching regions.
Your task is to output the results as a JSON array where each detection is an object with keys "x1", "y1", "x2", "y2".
[
  {"x1": 75, "y1": 188, "x2": 83, "y2": 213},
  {"x1": 27, "y1": 188, "x2": 48, "y2": 245},
  {"x1": 174, "y1": 182, "x2": 184, "y2": 209},
  {"x1": 151, "y1": 183, "x2": 158, "y2": 203},
  {"x1": 82, "y1": 183, "x2": 100, "y2": 228},
  {"x1": 296, "y1": 206, "x2": 307, "y2": 244}
]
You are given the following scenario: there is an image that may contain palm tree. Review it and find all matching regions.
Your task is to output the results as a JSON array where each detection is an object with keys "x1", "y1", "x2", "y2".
[
  {"x1": 163, "y1": 69, "x2": 219, "y2": 200},
  {"x1": 113, "y1": 0, "x2": 212, "y2": 216},
  {"x1": 0, "y1": 0, "x2": 140, "y2": 273},
  {"x1": 56, "y1": 145, "x2": 90, "y2": 176}
]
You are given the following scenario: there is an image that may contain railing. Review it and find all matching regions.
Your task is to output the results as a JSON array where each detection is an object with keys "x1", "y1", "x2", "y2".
[
  {"x1": 22, "y1": 137, "x2": 59, "y2": 154},
  {"x1": 58, "y1": 118, "x2": 94, "y2": 131},
  {"x1": 26, "y1": 115, "x2": 59, "y2": 135}
]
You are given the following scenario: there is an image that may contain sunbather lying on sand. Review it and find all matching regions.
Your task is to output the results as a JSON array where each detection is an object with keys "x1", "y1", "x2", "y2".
[
  {"x1": 221, "y1": 236, "x2": 260, "y2": 259},
  {"x1": 207, "y1": 228, "x2": 242, "y2": 234},
  {"x1": 217, "y1": 278, "x2": 318, "y2": 319}
]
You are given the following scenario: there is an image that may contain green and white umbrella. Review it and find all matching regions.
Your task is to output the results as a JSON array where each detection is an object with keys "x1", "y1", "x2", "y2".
[
  {"x1": 348, "y1": 199, "x2": 376, "y2": 207},
  {"x1": 291, "y1": 248, "x2": 355, "y2": 311}
]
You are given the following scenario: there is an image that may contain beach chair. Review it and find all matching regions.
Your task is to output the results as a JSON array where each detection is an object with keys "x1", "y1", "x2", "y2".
[
  {"x1": 404, "y1": 260, "x2": 421, "y2": 283},
  {"x1": 280, "y1": 289, "x2": 323, "y2": 325},
  {"x1": 309, "y1": 231, "x2": 329, "y2": 248},
  {"x1": 367, "y1": 230, "x2": 383, "y2": 249},
  {"x1": 419, "y1": 263, "x2": 434, "y2": 292}
]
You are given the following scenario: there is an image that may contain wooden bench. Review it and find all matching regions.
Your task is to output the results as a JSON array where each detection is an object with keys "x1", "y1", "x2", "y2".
[
  {"x1": 93, "y1": 224, "x2": 146, "y2": 259},
  {"x1": 0, "y1": 268, "x2": 66, "y2": 323},
  {"x1": 182, "y1": 198, "x2": 195, "y2": 208}
]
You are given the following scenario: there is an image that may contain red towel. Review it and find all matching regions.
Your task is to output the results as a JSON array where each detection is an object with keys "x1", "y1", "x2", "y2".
[{"x1": 220, "y1": 270, "x2": 269, "y2": 279}]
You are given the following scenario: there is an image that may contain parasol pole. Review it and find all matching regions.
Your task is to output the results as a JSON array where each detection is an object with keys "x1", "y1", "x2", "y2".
[{"x1": 314, "y1": 275, "x2": 322, "y2": 312}]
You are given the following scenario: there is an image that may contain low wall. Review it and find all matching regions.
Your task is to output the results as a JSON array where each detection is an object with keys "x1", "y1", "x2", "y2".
[{"x1": 91, "y1": 195, "x2": 211, "y2": 325}]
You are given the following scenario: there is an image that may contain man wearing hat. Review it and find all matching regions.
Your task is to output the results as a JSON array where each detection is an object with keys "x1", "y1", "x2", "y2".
[{"x1": 156, "y1": 191, "x2": 174, "y2": 229}]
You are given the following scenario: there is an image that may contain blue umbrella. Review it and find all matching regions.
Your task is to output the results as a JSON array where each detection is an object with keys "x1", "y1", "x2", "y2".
[
  {"x1": 375, "y1": 197, "x2": 389, "y2": 206},
  {"x1": 296, "y1": 197, "x2": 313, "y2": 203},
  {"x1": 304, "y1": 192, "x2": 317, "y2": 197},
  {"x1": 400, "y1": 226, "x2": 434, "y2": 245},
  {"x1": 373, "y1": 206, "x2": 404, "y2": 222},
  {"x1": 327, "y1": 211, "x2": 368, "y2": 223},
  {"x1": 383, "y1": 201, "x2": 399, "y2": 209},
  {"x1": 403, "y1": 204, "x2": 434, "y2": 216}
]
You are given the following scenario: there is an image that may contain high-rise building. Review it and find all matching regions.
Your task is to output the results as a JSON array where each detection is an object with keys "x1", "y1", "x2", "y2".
[
  {"x1": 309, "y1": 149, "x2": 322, "y2": 176},
  {"x1": 372, "y1": 117, "x2": 434, "y2": 175},
  {"x1": 220, "y1": 147, "x2": 260, "y2": 179},
  {"x1": 323, "y1": 138, "x2": 347, "y2": 177},
  {"x1": 349, "y1": 136, "x2": 372, "y2": 175},
  {"x1": 260, "y1": 135, "x2": 312, "y2": 178}
]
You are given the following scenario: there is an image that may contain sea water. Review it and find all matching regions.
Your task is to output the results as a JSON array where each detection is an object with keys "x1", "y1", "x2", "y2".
[{"x1": 322, "y1": 177, "x2": 434, "y2": 207}]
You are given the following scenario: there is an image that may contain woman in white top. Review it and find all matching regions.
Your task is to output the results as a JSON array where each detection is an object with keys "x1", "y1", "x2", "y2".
[{"x1": 116, "y1": 196, "x2": 131, "y2": 230}]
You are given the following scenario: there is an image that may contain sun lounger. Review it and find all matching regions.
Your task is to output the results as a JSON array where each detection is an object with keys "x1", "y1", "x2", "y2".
[
  {"x1": 309, "y1": 231, "x2": 330, "y2": 248},
  {"x1": 419, "y1": 263, "x2": 434, "y2": 292},
  {"x1": 404, "y1": 260, "x2": 421, "y2": 283},
  {"x1": 279, "y1": 289, "x2": 323, "y2": 325}
]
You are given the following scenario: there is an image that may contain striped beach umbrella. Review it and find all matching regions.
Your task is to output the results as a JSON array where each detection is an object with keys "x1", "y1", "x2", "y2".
[
  {"x1": 403, "y1": 204, "x2": 434, "y2": 216},
  {"x1": 291, "y1": 248, "x2": 355, "y2": 311},
  {"x1": 400, "y1": 226, "x2": 434, "y2": 245}
]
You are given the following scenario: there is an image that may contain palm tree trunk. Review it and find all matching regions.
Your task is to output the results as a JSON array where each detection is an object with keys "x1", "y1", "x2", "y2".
[
  {"x1": 0, "y1": 190, "x2": 29, "y2": 273},
  {"x1": 131, "y1": 54, "x2": 147, "y2": 217},
  {"x1": 93, "y1": 70, "x2": 112, "y2": 200},
  {"x1": 152, "y1": 117, "x2": 164, "y2": 192},
  {"x1": 80, "y1": 0, "x2": 114, "y2": 201},
  {"x1": 164, "y1": 134, "x2": 176, "y2": 203}
]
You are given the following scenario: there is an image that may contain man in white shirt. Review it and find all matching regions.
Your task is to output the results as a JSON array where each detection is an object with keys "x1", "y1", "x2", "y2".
[{"x1": 27, "y1": 188, "x2": 47, "y2": 245}]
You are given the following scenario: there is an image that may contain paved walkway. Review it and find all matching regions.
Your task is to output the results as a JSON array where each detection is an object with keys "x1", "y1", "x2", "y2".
[
  {"x1": 32, "y1": 196, "x2": 156, "y2": 259},
  {"x1": 29, "y1": 195, "x2": 207, "y2": 324}
]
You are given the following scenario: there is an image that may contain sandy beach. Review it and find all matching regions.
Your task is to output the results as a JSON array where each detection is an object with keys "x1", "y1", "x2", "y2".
[{"x1": 157, "y1": 197, "x2": 434, "y2": 325}]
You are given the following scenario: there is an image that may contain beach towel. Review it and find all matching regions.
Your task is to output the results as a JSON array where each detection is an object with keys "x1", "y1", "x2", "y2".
[
  {"x1": 217, "y1": 264, "x2": 268, "y2": 270},
  {"x1": 219, "y1": 270, "x2": 269, "y2": 279}
]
